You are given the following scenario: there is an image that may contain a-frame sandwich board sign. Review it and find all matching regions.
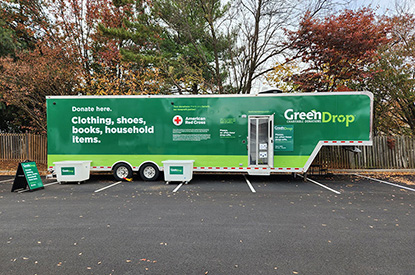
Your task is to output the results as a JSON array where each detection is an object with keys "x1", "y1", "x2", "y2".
[{"x1": 11, "y1": 161, "x2": 44, "y2": 192}]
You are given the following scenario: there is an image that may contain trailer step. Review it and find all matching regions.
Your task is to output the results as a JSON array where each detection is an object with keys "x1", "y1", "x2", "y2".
[{"x1": 248, "y1": 170, "x2": 271, "y2": 176}]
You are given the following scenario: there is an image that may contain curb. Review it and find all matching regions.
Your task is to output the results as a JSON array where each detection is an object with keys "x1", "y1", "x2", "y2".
[
  {"x1": 0, "y1": 170, "x2": 49, "y2": 176},
  {"x1": 330, "y1": 169, "x2": 415, "y2": 173}
]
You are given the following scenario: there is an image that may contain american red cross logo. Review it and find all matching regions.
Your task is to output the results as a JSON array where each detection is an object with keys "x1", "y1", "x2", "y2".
[{"x1": 173, "y1": 115, "x2": 183, "y2": 126}]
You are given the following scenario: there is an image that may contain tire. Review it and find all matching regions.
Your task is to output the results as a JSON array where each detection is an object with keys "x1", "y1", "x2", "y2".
[
  {"x1": 113, "y1": 163, "x2": 133, "y2": 181},
  {"x1": 139, "y1": 163, "x2": 160, "y2": 181}
]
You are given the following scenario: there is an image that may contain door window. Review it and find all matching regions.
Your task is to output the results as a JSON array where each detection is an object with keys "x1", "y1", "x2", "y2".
[{"x1": 249, "y1": 116, "x2": 274, "y2": 166}]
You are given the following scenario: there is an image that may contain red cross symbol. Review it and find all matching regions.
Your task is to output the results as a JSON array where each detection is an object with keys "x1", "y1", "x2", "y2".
[
  {"x1": 173, "y1": 115, "x2": 183, "y2": 126},
  {"x1": 174, "y1": 116, "x2": 181, "y2": 124}
]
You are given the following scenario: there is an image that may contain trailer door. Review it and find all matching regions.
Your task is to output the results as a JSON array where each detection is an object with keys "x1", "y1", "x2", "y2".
[{"x1": 248, "y1": 115, "x2": 274, "y2": 168}]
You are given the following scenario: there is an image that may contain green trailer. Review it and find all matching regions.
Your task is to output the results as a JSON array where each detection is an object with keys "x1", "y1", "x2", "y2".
[{"x1": 46, "y1": 91, "x2": 373, "y2": 180}]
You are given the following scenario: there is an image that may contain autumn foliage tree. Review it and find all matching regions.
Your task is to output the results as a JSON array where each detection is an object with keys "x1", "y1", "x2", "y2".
[
  {"x1": 93, "y1": 0, "x2": 173, "y2": 94},
  {"x1": 0, "y1": 0, "x2": 53, "y2": 132},
  {"x1": 0, "y1": 44, "x2": 80, "y2": 132},
  {"x1": 285, "y1": 8, "x2": 391, "y2": 92},
  {"x1": 0, "y1": 0, "x2": 51, "y2": 57},
  {"x1": 48, "y1": 0, "x2": 135, "y2": 90},
  {"x1": 352, "y1": 13, "x2": 415, "y2": 135}
]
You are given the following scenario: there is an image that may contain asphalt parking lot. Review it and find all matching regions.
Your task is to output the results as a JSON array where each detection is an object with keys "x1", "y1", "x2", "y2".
[{"x1": 1, "y1": 173, "x2": 415, "y2": 275}]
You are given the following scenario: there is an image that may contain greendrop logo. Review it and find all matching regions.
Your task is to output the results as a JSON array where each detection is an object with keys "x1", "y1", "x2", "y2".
[{"x1": 284, "y1": 109, "x2": 355, "y2": 127}]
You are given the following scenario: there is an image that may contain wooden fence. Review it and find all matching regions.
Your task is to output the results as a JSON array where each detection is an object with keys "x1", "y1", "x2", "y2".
[
  {"x1": 314, "y1": 136, "x2": 415, "y2": 169},
  {"x1": 0, "y1": 133, "x2": 47, "y2": 164},
  {"x1": 0, "y1": 133, "x2": 414, "y2": 169}
]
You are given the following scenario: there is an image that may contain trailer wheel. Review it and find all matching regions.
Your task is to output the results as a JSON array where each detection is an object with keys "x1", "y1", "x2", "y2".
[
  {"x1": 113, "y1": 163, "x2": 133, "y2": 181},
  {"x1": 139, "y1": 163, "x2": 160, "y2": 181}
]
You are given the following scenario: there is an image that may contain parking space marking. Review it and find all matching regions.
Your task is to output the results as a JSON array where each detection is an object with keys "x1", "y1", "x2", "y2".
[
  {"x1": 300, "y1": 175, "x2": 341, "y2": 194},
  {"x1": 94, "y1": 181, "x2": 122, "y2": 193},
  {"x1": 172, "y1": 183, "x2": 183, "y2": 193},
  {"x1": 0, "y1": 178, "x2": 14, "y2": 183},
  {"x1": 44, "y1": 181, "x2": 59, "y2": 187},
  {"x1": 354, "y1": 174, "x2": 415, "y2": 192},
  {"x1": 243, "y1": 175, "x2": 257, "y2": 193}
]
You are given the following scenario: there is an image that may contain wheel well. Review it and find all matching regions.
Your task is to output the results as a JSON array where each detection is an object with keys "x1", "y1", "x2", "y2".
[
  {"x1": 138, "y1": 161, "x2": 161, "y2": 172},
  {"x1": 111, "y1": 161, "x2": 133, "y2": 171}
]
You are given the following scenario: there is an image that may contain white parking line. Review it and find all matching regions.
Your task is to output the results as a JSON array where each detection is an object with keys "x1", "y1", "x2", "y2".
[
  {"x1": 299, "y1": 175, "x2": 341, "y2": 194},
  {"x1": 94, "y1": 181, "x2": 122, "y2": 193},
  {"x1": 354, "y1": 174, "x2": 415, "y2": 192},
  {"x1": 0, "y1": 179, "x2": 14, "y2": 183},
  {"x1": 173, "y1": 183, "x2": 183, "y2": 193},
  {"x1": 243, "y1": 175, "x2": 256, "y2": 193},
  {"x1": 44, "y1": 181, "x2": 58, "y2": 187}
]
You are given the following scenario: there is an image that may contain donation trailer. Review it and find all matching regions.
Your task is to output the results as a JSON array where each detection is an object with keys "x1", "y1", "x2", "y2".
[{"x1": 46, "y1": 92, "x2": 373, "y2": 180}]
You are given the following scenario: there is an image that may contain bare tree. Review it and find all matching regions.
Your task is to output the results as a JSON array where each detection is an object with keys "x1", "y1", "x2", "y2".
[
  {"x1": 230, "y1": 0, "x2": 342, "y2": 94},
  {"x1": 394, "y1": 0, "x2": 415, "y2": 15}
]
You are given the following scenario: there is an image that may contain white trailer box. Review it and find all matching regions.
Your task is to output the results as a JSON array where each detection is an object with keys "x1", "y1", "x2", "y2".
[
  {"x1": 162, "y1": 160, "x2": 194, "y2": 184},
  {"x1": 54, "y1": 161, "x2": 92, "y2": 183}
]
